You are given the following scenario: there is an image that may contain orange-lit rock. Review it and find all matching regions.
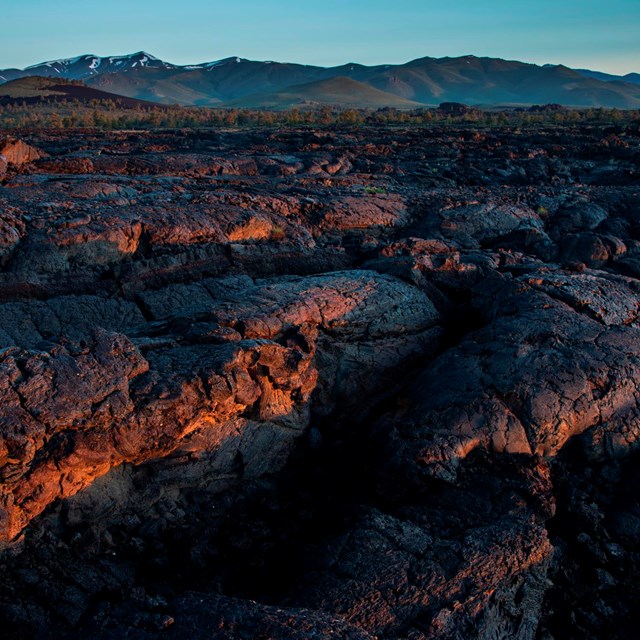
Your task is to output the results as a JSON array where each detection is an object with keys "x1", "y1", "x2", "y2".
[
  {"x1": 0, "y1": 138, "x2": 46, "y2": 166},
  {"x1": 0, "y1": 270, "x2": 440, "y2": 547}
]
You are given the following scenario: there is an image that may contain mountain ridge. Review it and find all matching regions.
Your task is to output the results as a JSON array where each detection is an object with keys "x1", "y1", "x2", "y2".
[{"x1": 1, "y1": 52, "x2": 639, "y2": 108}]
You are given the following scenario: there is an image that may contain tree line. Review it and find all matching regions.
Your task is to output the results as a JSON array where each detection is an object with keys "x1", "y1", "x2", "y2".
[{"x1": 0, "y1": 98, "x2": 638, "y2": 131}]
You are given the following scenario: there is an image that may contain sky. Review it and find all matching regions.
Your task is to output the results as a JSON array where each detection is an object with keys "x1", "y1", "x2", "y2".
[{"x1": 1, "y1": 0, "x2": 639, "y2": 74}]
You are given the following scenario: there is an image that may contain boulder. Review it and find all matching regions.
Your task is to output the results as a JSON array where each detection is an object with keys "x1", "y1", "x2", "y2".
[{"x1": 0, "y1": 138, "x2": 46, "y2": 166}]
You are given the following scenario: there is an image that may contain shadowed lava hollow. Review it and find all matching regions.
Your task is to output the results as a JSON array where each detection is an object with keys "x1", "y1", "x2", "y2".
[{"x1": 0, "y1": 123, "x2": 639, "y2": 639}]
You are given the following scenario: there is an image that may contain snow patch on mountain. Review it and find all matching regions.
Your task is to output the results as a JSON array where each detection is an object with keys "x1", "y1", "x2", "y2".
[
  {"x1": 19, "y1": 52, "x2": 254, "y2": 77},
  {"x1": 22, "y1": 52, "x2": 173, "y2": 78},
  {"x1": 26, "y1": 54, "x2": 96, "y2": 70}
]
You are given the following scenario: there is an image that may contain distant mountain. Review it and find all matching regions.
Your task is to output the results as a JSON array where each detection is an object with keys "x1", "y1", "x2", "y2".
[
  {"x1": 0, "y1": 52, "x2": 175, "y2": 84},
  {"x1": 1, "y1": 52, "x2": 639, "y2": 108},
  {"x1": 83, "y1": 57, "x2": 332, "y2": 106},
  {"x1": 557, "y1": 66, "x2": 640, "y2": 86}
]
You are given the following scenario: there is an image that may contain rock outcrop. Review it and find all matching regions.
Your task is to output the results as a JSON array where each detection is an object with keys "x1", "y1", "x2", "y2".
[{"x1": 0, "y1": 138, "x2": 46, "y2": 166}]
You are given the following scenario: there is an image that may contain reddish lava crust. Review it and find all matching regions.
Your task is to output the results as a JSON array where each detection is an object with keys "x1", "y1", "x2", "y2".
[{"x1": 0, "y1": 124, "x2": 639, "y2": 639}]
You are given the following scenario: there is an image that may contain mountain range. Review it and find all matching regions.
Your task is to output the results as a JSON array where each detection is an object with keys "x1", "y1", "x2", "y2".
[{"x1": 1, "y1": 51, "x2": 639, "y2": 109}]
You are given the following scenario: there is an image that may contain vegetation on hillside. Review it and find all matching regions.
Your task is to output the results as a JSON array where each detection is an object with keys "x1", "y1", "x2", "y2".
[{"x1": 0, "y1": 97, "x2": 638, "y2": 131}]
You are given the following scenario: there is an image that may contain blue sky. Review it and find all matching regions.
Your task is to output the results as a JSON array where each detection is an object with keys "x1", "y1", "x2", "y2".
[{"x1": 2, "y1": 0, "x2": 639, "y2": 74}]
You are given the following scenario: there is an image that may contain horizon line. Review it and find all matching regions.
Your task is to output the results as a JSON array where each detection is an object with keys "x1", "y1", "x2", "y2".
[{"x1": 2, "y1": 50, "x2": 638, "y2": 78}]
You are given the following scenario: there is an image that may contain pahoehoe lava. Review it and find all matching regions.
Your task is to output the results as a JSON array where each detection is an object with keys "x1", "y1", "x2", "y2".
[{"x1": 0, "y1": 122, "x2": 639, "y2": 639}]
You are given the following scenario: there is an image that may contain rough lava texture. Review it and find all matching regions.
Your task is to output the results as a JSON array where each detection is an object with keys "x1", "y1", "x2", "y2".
[{"x1": 0, "y1": 123, "x2": 639, "y2": 639}]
